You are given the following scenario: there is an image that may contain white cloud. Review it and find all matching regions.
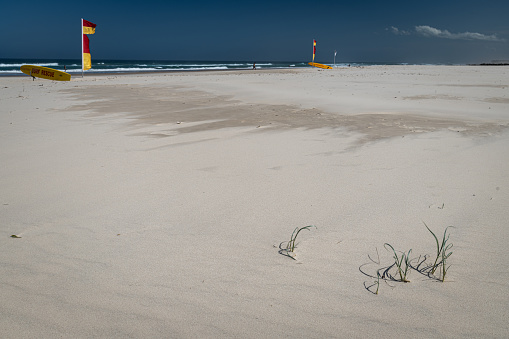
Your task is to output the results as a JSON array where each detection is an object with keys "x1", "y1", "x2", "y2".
[
  {"x1": 415, "y1": 25, "x2": 503, "y2": 41},
  {"x1": 389, "y1": 26, "x2": 410, "y2": 36},
  {"x1": 390, "y1": 25, "x2": 504, "y2": 42}
]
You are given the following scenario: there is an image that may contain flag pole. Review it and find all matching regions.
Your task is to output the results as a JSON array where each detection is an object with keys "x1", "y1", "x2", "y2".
[
  {"x1": 312, "y1": 39, "x2": 315, "y2": 64},
  {"x1": 81, "y1": 18, "x2": 84, "y2": 78}
]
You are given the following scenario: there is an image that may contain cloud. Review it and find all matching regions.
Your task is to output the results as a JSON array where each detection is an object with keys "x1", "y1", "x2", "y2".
[
  {"x1": 415, "y1": 25, "x2": 503, "y2": 41},
  {"x1": 390, "y1": 25, "x2": 504, "y2": 42},
  {"x1": 389, "y1": 26, "x2": 410, "y2": 36}
]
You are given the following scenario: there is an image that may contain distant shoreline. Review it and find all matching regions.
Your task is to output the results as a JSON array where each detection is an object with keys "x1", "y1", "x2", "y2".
[
  {"x1": 3, "y1": 59, "x2": 490, "y2": 77},
  {"x1": 3, "y1": 63, "x2": 508, "y2": 79},
  {"x1": 469, "y1": 63, "x2": 509, "y2": 66},
  {"x1": 0, "y1": 67, "x2": 287, "y2": 78}
]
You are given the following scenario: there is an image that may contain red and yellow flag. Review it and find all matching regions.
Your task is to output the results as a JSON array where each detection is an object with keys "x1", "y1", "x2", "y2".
[
  {"x1": 83, "y1": 19, "x2": 96, "y2": 34},
  {"x1": 82, "y1": 19, "x2": 96, "y2": 71},
  {"x1": 313, "y1": 40, "x2": 316, "y2": 62},
  {"x1": 83, "y1": 34, "x2": 91, "y2": 70}
]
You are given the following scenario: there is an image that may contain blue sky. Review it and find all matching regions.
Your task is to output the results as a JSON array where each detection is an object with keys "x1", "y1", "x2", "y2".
[{"x1": 2, "y1": 0, "x2": 508, "y2": 63}]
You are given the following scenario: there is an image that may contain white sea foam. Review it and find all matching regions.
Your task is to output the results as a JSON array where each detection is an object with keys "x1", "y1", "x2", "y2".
[
  {"x1": 64, "y1": 66, "x2": 233, "y2": 73},
  {"x1": 186, "y1": 66, "x2": 229, "y2": 70},
  {"x1": 159, "y1": 63, "x2": 248, "y2": 67},
  {"x1": 78, "y1": 68, "x2": 161, "y2": 72},
  {"x1": 0, "y1": 62, "x2": 59, "y2": 67}
]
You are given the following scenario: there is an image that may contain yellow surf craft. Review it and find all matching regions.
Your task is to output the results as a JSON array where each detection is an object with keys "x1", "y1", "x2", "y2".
[
  {"x1": 308, "y1": 62, "x2": 333, "y2": 69},
  {"x1": 20, "y1": 65, "x2": 71, "y2": 81}
]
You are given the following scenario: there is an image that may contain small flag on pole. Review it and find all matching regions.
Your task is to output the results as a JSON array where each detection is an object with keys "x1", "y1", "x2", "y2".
[
  {"x1": 83, "y1": 19, "x2": 96, "y2": 34},
  {"x1": 313, "y1": 40, "x2": 317, "y2": 62},
  {"x1": 82, "y1": 19, "x2": 97, "y2": 74}
]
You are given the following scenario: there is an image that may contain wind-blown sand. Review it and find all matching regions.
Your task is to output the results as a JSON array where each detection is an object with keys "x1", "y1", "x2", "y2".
[{"x1": 1, "y1": 66, "x2": 508, "y2": 338}]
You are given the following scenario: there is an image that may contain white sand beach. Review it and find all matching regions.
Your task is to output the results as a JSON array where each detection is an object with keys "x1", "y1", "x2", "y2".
[{"x1": 1, "y1": 66, "x2": 508, "y2": 338}]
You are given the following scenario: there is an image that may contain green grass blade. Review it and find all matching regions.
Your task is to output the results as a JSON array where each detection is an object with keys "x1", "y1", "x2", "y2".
[
  {"x1": 424, "y1": 222, "x2": 441, "y2": 273},
  {"x1": 287, "y1": 225, "x2": 316, "y2": 252},
  {"x1": 384, "y1": 243, "x2": 410, "y2": 282}
]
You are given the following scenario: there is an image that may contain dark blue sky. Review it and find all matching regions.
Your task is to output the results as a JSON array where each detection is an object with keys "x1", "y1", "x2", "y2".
[{"x1": 2, "y1": 0, "x2": 508, "y2": 63}]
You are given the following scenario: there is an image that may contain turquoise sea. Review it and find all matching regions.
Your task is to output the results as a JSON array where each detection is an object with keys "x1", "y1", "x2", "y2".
[{"x1": 0, "y1": 59, "x2": 410, "y2": 75}]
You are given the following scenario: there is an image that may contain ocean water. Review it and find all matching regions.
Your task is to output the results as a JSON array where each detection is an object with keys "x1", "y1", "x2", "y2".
[{"x1": 0, "y1": 59, "x2": 404, "y2": 75}]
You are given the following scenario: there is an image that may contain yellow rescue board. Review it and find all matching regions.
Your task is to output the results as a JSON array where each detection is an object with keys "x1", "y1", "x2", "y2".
[
  {"x1": 20, "y1": 65, "x2": 71, "y2": 81},
  {"x1": 308, "y1": 62, "x2": 333, "y2": 69}
]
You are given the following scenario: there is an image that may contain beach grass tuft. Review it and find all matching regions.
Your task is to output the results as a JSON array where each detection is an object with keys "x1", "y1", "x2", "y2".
[
  {"x1": 384, "y1": 243, "x2": 412, "y2": 282},
  {"x1": 279, "y1": 225, "x2": 316, "y2": 259},
  {"x1": 424, "y1": 222, "x2": 454, "y2": 281},
  {"x1": 287, "y1": 225, "x2": 316, "y2": 252}
]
